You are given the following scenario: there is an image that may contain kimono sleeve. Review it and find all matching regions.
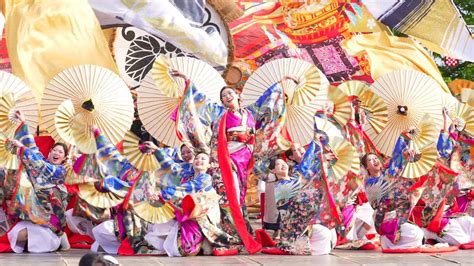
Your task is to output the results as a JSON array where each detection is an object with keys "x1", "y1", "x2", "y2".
[
  {"x1": 161, "y1": 173, "x2": 213, "y2": 201},
  {"x1": 437, "y1": 131, "x2": 454, "y2": 159}
]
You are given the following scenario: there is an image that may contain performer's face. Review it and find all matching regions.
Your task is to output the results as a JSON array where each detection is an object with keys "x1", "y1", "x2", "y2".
[
  {"x1": 290, "y1": 144, "x2": 305, "y2": 163},
  {"x1": 48, "y1": 145, "x2": 66, "y2": 165},
  {"x1": 193, "y1": 153, "x2": 210, "y2": 172},
  {"x1": 180, "y1": 146, "x2": 194, "y2": 163},
  {"x1": 365, "y1": 154, "x2": 381, "y2": 176},
  {"x1": 221, "y1": 88, "x2": 239, "y2": 109},
  {"x1": 272, "y1": 159, "x2": 288, "y2": 177}
]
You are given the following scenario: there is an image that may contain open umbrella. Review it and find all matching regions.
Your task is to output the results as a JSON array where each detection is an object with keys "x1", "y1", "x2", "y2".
[
  {"x1": 401, "y1": 145, "x2": 437, "y2": 179},
  {"x1": 338, "y1": 80, "x2": 388, "y2": 134},
  {"x1": 138, "y1": 56, "x2": 224, "y2": 147},
  {"x1": 78, "y1": 182, "x2": 126, "y2": 209},
  {"x1": 328, "y1": 136, "x2": 360, "y2": 180},
  {"x1": 133, "y1": 199, "x2": 176, "y2": 224},
  {"x1": 411, "y1": 114, "x2": 438, "y2": 150},
  {"x1": 41, "y1": 65, "x2": 134, "y2": 153},
  {"x1": 122, "y1": 130, "x2": 160, "y2": 171},
  {"x1": 0, "y1": 72, "x2": 38, "y2": 137},
  {"x1": 365, "y1": 70, "x2": 442, "y2": 155},
  {"x1": 0, "y1": 133, "x2": 19, "y2": 170},
  {"x1": 242, "y1": 58, "x2": 328, "y2": 107}
]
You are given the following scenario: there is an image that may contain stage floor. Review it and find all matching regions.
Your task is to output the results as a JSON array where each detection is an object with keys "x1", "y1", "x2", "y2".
[{"x1": 0, "y1": 248, "x2": 472, "y2": 265}]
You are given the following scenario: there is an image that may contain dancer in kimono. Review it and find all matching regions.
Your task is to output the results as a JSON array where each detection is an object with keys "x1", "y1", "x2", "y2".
[
  {"x1": 421, "y1": 108, "x2": 474, "y2": 246},
  {"x1": 362, "y1": 128, "x2": 425, "y2": 251},
  {"x1": 316, "y1": 103, "x2": 376, "y2": 249},
  {"x1": 5, "y1": 111, "x2": 70, "y2": 253},
  {"x1": 89, "y1": 127, "x2": 155, "y2": 255},
  {"x1": 144, "y1": 142, "x2": 240, "y2": 256},
  {"x1": 175, "y1": 71, "x2": 287, "y2": 255},
  {"x1": 261, "y1": 158, "x2": 300, "y2": 240},
  {"x1": 264, "y1": 129, "x2": 340, "y2": 255}
]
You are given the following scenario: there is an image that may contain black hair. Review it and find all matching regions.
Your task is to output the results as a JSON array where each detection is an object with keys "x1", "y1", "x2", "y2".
[
  {"x1": 268, "y1": 157, "x2": 278, "y2": 170},
  {"x1": 220, "y1": 86, "x2": 242, "y2": 105},
  {"x1": 284, "y1": 148, "x2": 294, "y2": 160},
  {"x1": 51, "y1": 142, "x2": 69, "y2": 163},
  {"x1": 79, "y1": 252, "x2": 118, "y2": 266},
  {"x1": 361, "y1": 152, "x2": 378, "y2": 169},
  {"x1": 180, "y1": 144, "x2": 192, "y2": 153}
]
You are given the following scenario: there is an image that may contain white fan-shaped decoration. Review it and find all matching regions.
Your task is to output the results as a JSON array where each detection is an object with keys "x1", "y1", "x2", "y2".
[
  {"x1": 0, "y1": 71, "x2": 38, "y2": 136},
  {"x1": 365, "y1": 70, "x2": 442, "y2": 155},
  {"x1": 41, "y1": 65, "x2": 134, "y2": 151},
  {"x1": 242, "y1": 58, "x2": 329, "y2": 107},
  {"x1": 275, "y1": 179, "x2": 300, "y2": 203},
  {"x1": 314, "y1": 116, "x2": 343, "y2": 141},
  {"x1": 412, "y1": 114, "x2": 438, "y2": 150},
  {"x1": 138, "y1": 56, "x2": 224, "y2": 147},
  {"x1": 0, "y1": 133, "x2": 19, "y2": 170},
  {"x1": 152, "y1": 55, "x2": 225, "y2": 103}
]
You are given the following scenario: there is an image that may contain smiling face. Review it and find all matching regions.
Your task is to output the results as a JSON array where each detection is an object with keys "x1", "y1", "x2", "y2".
[
  {"x1": 289, "y1": 143, "x2": 306, "y2": 164},
  {"x1": 180, "y1": 145, "x2": 194, "y2": 163},
  {"x1": 220, "y1": 87, "x2": 240, "y2": 110},
  {"x1": 193, "y1": 153, "x2": 210, "y2": 173},
  {"x1": 271, "y1": 159, "x2": 289, "y2": 177},
  {"x1": 364, "y1": 154, "x2": 382, "y2": 176},
  {"x1": 48, "y1": 144, "x2": 67, "y2": 165}
]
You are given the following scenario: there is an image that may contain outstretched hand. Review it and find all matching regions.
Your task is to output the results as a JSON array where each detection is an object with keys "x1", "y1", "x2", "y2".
[
  {"x1": 282, "y1": 75, "x2": 299, "y2": 84},
  {"x1": 15, "y1": 110, "x2": 25, "y2": 123},
  {"x1": 169, "y1": 70, "x2": 188, "y2": 81},
  {"x1": 143, "y1": 141, "x2": 159, "y2": 153}
]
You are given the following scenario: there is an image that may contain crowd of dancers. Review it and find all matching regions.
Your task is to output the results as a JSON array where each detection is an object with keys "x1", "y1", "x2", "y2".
[{"x1": 0, "y1": 68, "x2": 473, "y2": 257}]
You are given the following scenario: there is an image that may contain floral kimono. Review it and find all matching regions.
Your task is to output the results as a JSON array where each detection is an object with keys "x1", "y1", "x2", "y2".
[
  {"x1": 93, "y1": 132, "x2": 155, "y2": 255},
  {"x1": 437, "y1": 130, "x2": 473, "y2": 214},
  {"x1": 261, "y1": 174, "x2": 300, "y2": 231},
  {"x1": 275, "y1": 139, "x2": 341, "y2": 255},
  {"x1": 314, "y1": 112, "x2": 374, "y2": 240},
  {"x1": 364, "y1": 134, "x2": 424, "y2": 244},
  {"x1": 149, "y1": 148, "x2": 239, "y2": 256},
  {"x1": 176, "y1": 80, "x2": 286, "y2": 254},
  {"x1": 410, "y1": 131, "x2": 459, "y2": 234},
  {"x1": 11, "y1": 123, "x2": 69, "y2": 236}
]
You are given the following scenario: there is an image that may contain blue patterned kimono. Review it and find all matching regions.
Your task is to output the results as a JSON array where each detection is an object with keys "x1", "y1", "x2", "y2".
[
  {"x1": 153, "y1": 148, "x2": 212, "y2": 201},
  {"x1": 13, "y1": 123, "x2": 68, "y2": 235},
  {"x1": 276, "y1": 140, "x2": 337, "y2": 255}
]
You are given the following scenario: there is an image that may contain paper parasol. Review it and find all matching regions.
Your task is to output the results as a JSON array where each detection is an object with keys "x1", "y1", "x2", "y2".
[
  {"x1": 314, "y1": 116, "x2": 343, "y2": 141},
  {"x1": 411, "y1": 114, "x2": 438, "y2": 150},
  {"x1": 134, "y1": 200, "x2": 176, "y2": 224},
  {"x1": 401, "y1": 145, "x2": 437, "y2": 179},
  {"x1": 283, "y1": 82, "x2": 330, "y2": 145},
  {"x1": 77, "y1": 182, "x2": 126, "y2": 209},
  {"x1": 328, "y1": 136, "x2": 360, "y2": 179},
  {"x1": 138, "y1": 56, "x2": 224, "y2": 147},
  {"x1": 41, "y1": 65, "x2": 134, "y2": 151},
  {"x1": 338, "y1": 80, "x2": 388, "y2": 134},
  {"x1": 365, "y1": 70, "x2": 442, "y2": 155},
  {"x1": 0, "y1": 71, "x2": 38, "y2": 137},
  {"x1": 0, "y1": 133, "x2": 19, "y2": 170},
  {"x1": 327, "y1": 85, "x2": 352, "y2": 127},
  {"x1": 448, "y1": 79, "x2": 474, "y2": 96},
  {"x1": 122, "y1": 130, "x2": 160, "y2": 171},
  {"x1": 451, "y1": 102, "x2": 474, "y2": 136},
  {"x1": 242, "y1": 58, "x2": 329, "y2": 107}
]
